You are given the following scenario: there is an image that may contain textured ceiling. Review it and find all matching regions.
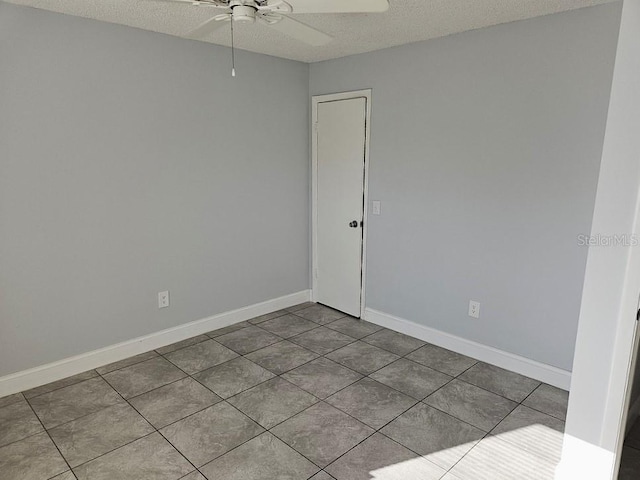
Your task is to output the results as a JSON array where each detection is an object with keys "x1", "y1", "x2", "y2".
[{"x1": 3, "y1": 0, "x2": 616, "y2": 62}]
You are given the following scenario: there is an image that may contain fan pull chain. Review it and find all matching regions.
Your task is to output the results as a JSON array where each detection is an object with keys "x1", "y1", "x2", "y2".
[{"x1": 230, "y1": 17, "x2": 236, "y2": 77}]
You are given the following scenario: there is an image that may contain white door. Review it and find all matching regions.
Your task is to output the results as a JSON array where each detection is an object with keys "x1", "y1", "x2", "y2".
[{"x1": 315, "y1": 97, "x2": 367, "y2": 317}]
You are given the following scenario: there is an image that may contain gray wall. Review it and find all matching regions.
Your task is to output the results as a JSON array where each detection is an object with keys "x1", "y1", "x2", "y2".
[
  {"x1": 310, "y1": 3, "x2": 621, "y2": 370},
  {"x1": 0, "y1": 3, "x2": 310, "y2": 376}
]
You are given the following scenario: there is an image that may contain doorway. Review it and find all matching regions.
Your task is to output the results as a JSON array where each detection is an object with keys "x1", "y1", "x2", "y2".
[{"x1": 311, "y1": 90, "x2": 371, "y2": 318}]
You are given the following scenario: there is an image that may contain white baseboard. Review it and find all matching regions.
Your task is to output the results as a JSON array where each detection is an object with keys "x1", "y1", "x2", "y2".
[
  {"x1": 364, "y1": 308, "x2": 571, "y2": 390},
  {"x1": 0, "y1": 290, "x2": 311, "y2": 398}
]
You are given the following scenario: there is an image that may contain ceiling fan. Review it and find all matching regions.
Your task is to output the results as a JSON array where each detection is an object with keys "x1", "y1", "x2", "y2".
[{"x1": 151, "y1": 0, "x2": 390, "y2": 46}]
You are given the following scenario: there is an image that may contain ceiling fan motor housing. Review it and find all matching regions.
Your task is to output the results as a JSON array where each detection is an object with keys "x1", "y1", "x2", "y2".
[{"x1": 232, "y1": 4, "x2": 257, "y2": 23}]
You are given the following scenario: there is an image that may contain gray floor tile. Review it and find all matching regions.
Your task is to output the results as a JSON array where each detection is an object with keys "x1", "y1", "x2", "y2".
[
  {"x1": 0, "y1": 431, "x2": 68, "y2": 480},
  {"x1": 206, "y1": 321, "x2": 250, "y2": 338},
  {"x1": 325, "y1": 341, "x2": 400, "y2": 375},
  {"x1": 491, "y1": 405, "x2": 565, "y2": 463},
  {"x1": 271, "y1": 402, "x2": 374, "y2": 468},
  {"x1": 193, "y1": 357, "x2": 275, "y2": 399},
  {"x1": 96, "y1": 351, "x2": 159, "y2": 375},
  {"x1": 51, "y1": 471, "x2": 77, "y2": 480},
  {"x1": 164, "y1": 339, "x2": 238, "y2": 375},
  {"x1": 309, "y1": 472, "x2": 335, "y2": 480},
  {"x1": 258, "y1": 314, "x2": 319, "y2": 338},
  {"x1": 325, "y1": 433, "x2": 445, "y2": 480},
  {"x1": 6, "y1": 323, "x2": 566, "y2": 479},
  {"x1": 0, "y1": 392, "x2": 24, "y2": 409},
  {"x1": 285, "y1": 302, "x2": 316, "y2": 313},
  {"x1": 362, "y1": 329, "x2": 426, "y2": 356},
  {"x1": 294, "y1": 304, "x2": 347, "y2": 325},
  {"x1": 326, "y1": 378, "x2": 417, "y2": 429},
  {"x1": 23, "y1": 370, "x2": 99, "y2": 399},
  {"x1": 159, "y1": 401, "x2": 264, "y2": 467},
  {"x1": 179, "y1": 471, "x2": 206, "y2": 480},
  {"x1": 102, "y1": 356, "x2": 186, "y2": 398},
  {"x1": 156, "y1": 335, "x2": 210, "y2": 355},
  {"x1": 49, "y1": 402, "x2": 154, "y2": 467},
  {"x1": 247, "y1": 310, "x2": 288, "y2": 324},
  {"x1": 370, "y1": 358, "x2": 452, "y2": 400},
  {"x1": 227, "y1": 377, "x2": 318, "y2": 429},
  {"x1": 449, "y1": 435, "x2": 557, "y2": 480},
  {"x1": 281, "y1": 357, "x2": 363, "y2": 399},
  {"x1": 406, "y1": 344, "x2": 477, "y2": 377},
  {"x1": 29, "y1": 377, "x2": 123, "y2": 429},
  {"x1": 215, "y1": 325, "x2": 281, "y2": 354},
  {"x1": 129, "y1": 377, "x2": 222, "y2": 428},
  {"x1": 458, "y1": 362, "x2": 540, "y2": 402},
  {"x1": 380, "y1": 403, "x2": 484, "y2": 470},
  {"x1": 245, "y1": 340, "x2": 318, "y2": 374},
  {"x1": 289, "y1": 326, "x2": 356, "y2": 355},
  {"x1": 0, "y1": 399, "x2": 44, "y2": 447},
  {"x1": 619, "y1": 446, "x2": 640, "y2": 480},
  {"x1": 73, "y1": 432, "x2": 193, "y2": 480},
  {"x1": 522, "y1": 384, "x2": 569, "y2": 420},
  {"x1": 424, "y1": 379, "x2": 516, "y2": 432},
  {"x1": 325, "y1": 317, "x2": 383, "y2": 338},
  {"x1": 200, "y1": 432, "x2": 319, "y2": 480}
]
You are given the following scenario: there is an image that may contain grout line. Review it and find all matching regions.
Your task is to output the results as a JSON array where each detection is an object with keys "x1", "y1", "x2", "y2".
[
  {"x1": 63, "y1": 369, "x2": 201, "y2": 475},
  {"x1": 46, "y1": 368, "x2": 176, "y2": 474},
  {"x1": 190, "y1": 368, "x2": 275, "y2": 402},
  {"x1": 124, "y1": 375, "x2": 199, "y2": 403},
  {"x1": 154, "y1": 335, "x2": 212, "y2": 356},
  {"x1": 265, "y1": 401, "x2": 378, "y2": 470},
  {"x1": 22, "y1": 372, "x2": 101, "y2": 402},
  {"x1": 0, "y1": 429, "x2": 50, "y2": 451},
  {"x1": 188, "y1": 404, "x2": 282, "y2": 471},
  {"x1": 23, "y1": 398, "x2": 74, "y2": 477},
  {"x1": 95, "y1": 352, "x2": 161, "y2": 376},
  {"x1": 441, "y1": 431, "x2": 491, "y2": 475},
  {"x1": 67, "y1": 431, "x2": 159, "y2": 471},
  {"x1": 25, "y1": 382, "x2": 128, "y2": 432}
]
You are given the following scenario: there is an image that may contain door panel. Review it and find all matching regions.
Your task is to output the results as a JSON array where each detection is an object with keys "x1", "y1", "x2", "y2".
[{"x1": 316, "y1": 97, "x2": 366, "y2": 317}]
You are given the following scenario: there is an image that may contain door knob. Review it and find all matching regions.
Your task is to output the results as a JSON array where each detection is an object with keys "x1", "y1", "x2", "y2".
[{"x1": 349, "y1": 220, "x2": 358, "y2": 228}]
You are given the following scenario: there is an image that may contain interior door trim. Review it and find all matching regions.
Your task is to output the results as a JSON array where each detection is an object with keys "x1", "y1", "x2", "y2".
[{"x1": 311, "y1": 89, "x2": 372, "y2": 319}]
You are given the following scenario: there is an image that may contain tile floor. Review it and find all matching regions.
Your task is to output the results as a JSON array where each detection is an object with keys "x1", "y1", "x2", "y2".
[{"x1": 0, "y1": 303, "x2": 569, "y2": 480}]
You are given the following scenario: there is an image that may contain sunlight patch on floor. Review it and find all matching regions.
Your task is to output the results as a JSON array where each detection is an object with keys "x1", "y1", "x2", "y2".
[
  {"x1": 368, "y1": 455, "x2": 445, "y2": 479},
  {"x1": 366, "y1": 424, "x2": 565, "y2": 480},
  {"x1": 449, "y1": 425, "x2": 562, "y2": 480}
]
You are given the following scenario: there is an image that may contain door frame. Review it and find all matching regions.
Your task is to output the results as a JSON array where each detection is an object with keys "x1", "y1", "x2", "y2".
[{"x1": 311, "y1": 89, "x2": 372, "y2": 319}]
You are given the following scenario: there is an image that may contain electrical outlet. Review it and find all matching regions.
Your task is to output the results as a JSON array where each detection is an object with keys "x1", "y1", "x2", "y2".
[
  {"x1": 158, "y1": 291, "x2": 170, "y2": 309},
  {"x1": 468, "y1": 300, "x2": 480, "y2": 319}
]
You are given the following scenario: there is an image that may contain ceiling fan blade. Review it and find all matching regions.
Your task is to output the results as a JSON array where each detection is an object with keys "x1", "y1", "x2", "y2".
[
  {"x1": 267, "y1": 15, "x2": 332, "y2": 46},
  {"x1": 283, "y1": 0, "x2": 389, "y2": 14},
  {"x1": 185, "y1": 16, "x2": 228, "y2": 39}
]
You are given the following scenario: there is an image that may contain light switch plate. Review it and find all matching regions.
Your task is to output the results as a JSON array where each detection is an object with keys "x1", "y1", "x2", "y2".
[{"x1": 372, "y1": 201, "x2": 381, "y2": 215}]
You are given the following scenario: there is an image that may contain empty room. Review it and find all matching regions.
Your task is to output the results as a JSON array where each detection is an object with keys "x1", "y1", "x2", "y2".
[{"x1": 1, "y1": 1, "x2": 639, "y2": 479}]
